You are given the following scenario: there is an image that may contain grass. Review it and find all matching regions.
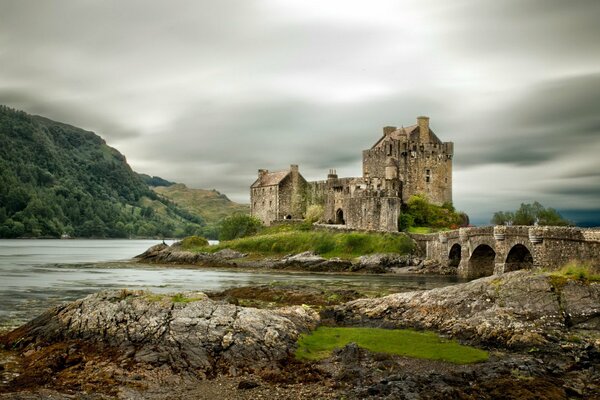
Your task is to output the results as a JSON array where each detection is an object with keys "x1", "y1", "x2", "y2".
[
  {"x1": 407, "y1": 226, "x2": 450, "y2": 234},
  {"x1": 549, "y1": 262, "x2": 600, "y2": 283},
  {"x1": 295, "y1": 327, "x2": 489, "y2": 364},
  {"x1": 143, "y1": 293, "x2": 207, "y2": 303},
  {"x1": 183, "y1": 226, "x2": 414, "y2": 259}
]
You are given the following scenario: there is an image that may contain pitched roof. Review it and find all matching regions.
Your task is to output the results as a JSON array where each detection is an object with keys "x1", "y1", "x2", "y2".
[
  {"x1": 371, "y1": 124, "x2": 443, "y2": 149},
  {"x1": 371, "y1": 125, "x2": 417, "y2": 149},
  {"x1": 251, "y1": 170, "x2": 290, "y2": 188}
]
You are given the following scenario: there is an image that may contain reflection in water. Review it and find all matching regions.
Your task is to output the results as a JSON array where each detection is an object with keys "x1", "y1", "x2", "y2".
[{"x1": 0, "y1": 239, "x2": 467, "y2": 329}]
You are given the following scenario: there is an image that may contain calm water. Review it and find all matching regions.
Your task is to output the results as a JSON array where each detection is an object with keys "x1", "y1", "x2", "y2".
[{"x1": 0, "y1": 239, "x2": 467, "y2": 329}]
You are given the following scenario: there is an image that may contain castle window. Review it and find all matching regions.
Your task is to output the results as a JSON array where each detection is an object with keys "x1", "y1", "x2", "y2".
[
  {"x1": 426, "y1": 169, "x2": 431, "y2": 183},
  {"x1": 387, "y1": 143, "x2": 392, "y2": 156},
  {"x1": 269, "y1": 201, "x2": 272, "y2": 207}
]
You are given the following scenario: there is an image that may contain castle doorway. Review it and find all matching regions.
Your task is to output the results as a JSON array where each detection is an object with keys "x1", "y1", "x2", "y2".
[{"x1": 335, "y1": 209, "x2": 345, "y2": 225}]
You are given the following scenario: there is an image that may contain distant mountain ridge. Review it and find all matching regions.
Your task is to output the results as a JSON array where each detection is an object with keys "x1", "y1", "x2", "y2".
[
  {"x1": 0, "y1": 105, "x2": 245, "y2": 239},
  {"x1": 152, "y1": 184, "x2": 250, "y2": 238}
]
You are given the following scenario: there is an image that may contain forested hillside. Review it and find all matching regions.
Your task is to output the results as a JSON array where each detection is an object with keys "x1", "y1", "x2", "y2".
[
  {"x1": 153, "y1": 184, "x2": 250, "y2": 238},
  {"x1": 0, "y1": 105, "x2": 207, "y2": 238}
]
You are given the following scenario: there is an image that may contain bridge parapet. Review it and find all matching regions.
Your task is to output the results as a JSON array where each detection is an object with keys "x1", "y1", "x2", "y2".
[{"x1": 410, "y1": 225, "x2": 600, "y2": 278}]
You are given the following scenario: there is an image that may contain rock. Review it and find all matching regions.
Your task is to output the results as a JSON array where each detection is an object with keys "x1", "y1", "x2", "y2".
[
  {"x1": 2, "y1": 290, "x2": 320, "y2": 378},
  {"x1": 283, "y1": 252, "x2": 325, "y2": 265},
  {"x1": 134, "y1": 243, "x2": 169, "y2": 260},
  {"x1": 237, "y1": 380, "x2": 260, "y2": 389},
  {"x1": 334, "y1": 271, "x2": 600, "y2": 348},
  {"x1": 212, "y1": 249, "x2": 246, "y2": 260}
]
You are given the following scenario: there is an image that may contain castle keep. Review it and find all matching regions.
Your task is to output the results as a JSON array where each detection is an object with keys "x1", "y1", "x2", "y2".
[{"x1": 250, "y1": 116, "x2": 453, "y2": 232}]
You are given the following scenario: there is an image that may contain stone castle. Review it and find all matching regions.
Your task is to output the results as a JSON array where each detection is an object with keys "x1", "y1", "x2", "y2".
[{"x1": 250, "y1": 116, "x2": 453, "y2": 232}]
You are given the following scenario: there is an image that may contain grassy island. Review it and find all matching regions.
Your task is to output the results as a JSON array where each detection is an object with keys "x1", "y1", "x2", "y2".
[{"x1": 181, "y1": 223, "x2": 415, "y2": 259}]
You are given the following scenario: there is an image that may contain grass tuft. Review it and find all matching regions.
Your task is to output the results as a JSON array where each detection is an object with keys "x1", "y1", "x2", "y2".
[
  {"x1": 295, "y1": 327, "x2": 489, "y2": 364},
  {"x1": 549, "y1": 262, "x2": 600, "y2": 282}
]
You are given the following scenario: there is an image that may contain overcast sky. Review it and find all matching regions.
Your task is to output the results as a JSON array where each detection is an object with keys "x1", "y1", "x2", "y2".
[{"x1": 1, "y1": 0, "x2": 599, "y2": 225}]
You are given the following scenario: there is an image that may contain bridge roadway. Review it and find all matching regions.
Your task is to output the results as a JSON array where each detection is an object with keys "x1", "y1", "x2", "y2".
[{"x1": 410, "y1": 226, "x2": 600, "y2": 278}]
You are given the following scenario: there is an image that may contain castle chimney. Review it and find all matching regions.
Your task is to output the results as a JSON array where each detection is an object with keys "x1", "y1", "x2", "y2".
[
  {"x1": 258, "y1": 169, "x2": 268, "y2": 179},
  {"x1": 383, "y1": 126, "x2": 397, "y2": 136},
  {"x1": 417, "y1": 116, "x2": 430, "y2": 142},
  {"x1": 290, "y1": 164, "x2": 299, "y2": 173}
]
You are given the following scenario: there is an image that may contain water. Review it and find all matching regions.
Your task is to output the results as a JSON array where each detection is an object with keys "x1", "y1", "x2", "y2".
[{"x1": 0, "y1": 239, "x2": 467, "y2": 330}]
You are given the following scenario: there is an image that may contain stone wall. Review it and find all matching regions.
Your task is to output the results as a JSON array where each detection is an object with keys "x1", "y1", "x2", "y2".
[
  {"x1": 411, "y1": 226, "x2": 600, "y2": 277},
  {"x1": 250, "y1": 185, "x2": 278, "y2": 225}
]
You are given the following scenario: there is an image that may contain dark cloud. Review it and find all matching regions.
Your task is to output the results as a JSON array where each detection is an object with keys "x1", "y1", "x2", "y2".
[
  {"x1": 454, "y1": 73, "x2": 600, "y2": 168},
  {"x1": 0, "y1": 0, "x2": 599, "y2": 225}
]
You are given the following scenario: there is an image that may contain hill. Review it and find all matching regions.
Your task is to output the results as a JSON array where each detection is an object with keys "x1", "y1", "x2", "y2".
[
  {"x1": 153, "y1": 184, "x2": 250, "y2": 238},
  {"x1": 0, "y1": 105, "x2": 208, "y2": 238}
]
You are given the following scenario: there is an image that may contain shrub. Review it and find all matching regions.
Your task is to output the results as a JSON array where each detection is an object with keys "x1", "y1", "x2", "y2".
[
  {"x1": 398, "y1": 194, "x2": 466, "y2": 231},
  {"x1": 305, "y1": 205, "x2": 324, "y2": 223},
  {"x1": 181, "y1": 235, "x2": 209, "y2": 249},
  {"x1": 219, "y1": 213, "x2": 263, "y2": 241}
]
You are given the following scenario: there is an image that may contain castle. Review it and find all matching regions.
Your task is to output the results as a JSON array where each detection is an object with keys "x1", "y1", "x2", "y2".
[{"x1": 250, "y1": 116, "x2": 453, "y2": 232}]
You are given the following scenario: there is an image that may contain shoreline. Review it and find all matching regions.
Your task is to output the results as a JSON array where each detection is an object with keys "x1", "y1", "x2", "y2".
[{"x1": 1, "y1": 270, "x2": 598, "y2": 398}]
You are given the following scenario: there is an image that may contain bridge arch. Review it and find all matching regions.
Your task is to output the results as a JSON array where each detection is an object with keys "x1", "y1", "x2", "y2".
[
  {"x1": 468, "y1": 244, "x2": 496, "y2": 278},
  {"x1": 505, "y1": 244, "x2": 533, "y2": 272},
  {"x1": 448, "y1": 243, "x2": 461, "y2": 268}
]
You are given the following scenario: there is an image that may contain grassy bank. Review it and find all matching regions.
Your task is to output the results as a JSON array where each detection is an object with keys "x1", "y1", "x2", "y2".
[
  {"x1": 295, "y1": 327, "x2": 489, "y2": 364},
  {"x1": 182, "y1": 225, "x2": 414, "y2": 259},
  {"x1": 548, "y1": 262, "x2": 600, "y2": 282}
]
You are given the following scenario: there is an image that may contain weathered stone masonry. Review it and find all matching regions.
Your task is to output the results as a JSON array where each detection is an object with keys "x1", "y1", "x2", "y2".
[
  {"x1": 251, "y1": 116, "x2": 453, "y2": 231},
  {"x1": 412, "y1": 226, "x2": 600, "y2": 277}
]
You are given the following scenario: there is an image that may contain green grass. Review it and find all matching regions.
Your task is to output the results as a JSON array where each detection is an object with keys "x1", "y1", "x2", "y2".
[
  {"x1": 549, "y1": 262, "x2": 600, "y2": 282},
  {"x1": 184, "y1": 228, "x2": 414, "y2": 259},
  {"x1": 295, "y1": 327, "x2": 489, "y2": 364},
  {"x1": 407, "y1": 226, "x2": 450, "y2": 234}
]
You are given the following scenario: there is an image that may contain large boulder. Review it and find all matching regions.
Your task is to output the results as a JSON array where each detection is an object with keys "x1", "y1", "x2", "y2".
[
  {"x1": 2, "y1": 290, "x2": 319, "y2": 377},
  {"x1": 334, "y1": 271, "x2": 600, "y2": 348}
]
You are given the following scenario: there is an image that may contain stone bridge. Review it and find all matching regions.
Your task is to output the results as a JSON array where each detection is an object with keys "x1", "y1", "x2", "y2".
[{"x1": 411, "y1": 226, "x2": 600, "y2": 278}]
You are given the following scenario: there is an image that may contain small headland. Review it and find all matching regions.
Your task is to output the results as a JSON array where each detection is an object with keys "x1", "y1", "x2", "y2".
[{"x1": 134, "y1": 224, "x2": 448, "y2": 274}]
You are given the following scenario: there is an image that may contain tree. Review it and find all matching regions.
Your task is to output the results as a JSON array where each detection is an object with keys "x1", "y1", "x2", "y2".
[
  {"x1": 219, "y1": 214, "x2": 263, "y2": 241},
  {"x1": 491, "y1": 202, "x2": 571, "y2": 226},
  {"x1": 491, "y1": 211, "x2": 514, "y2": 226}
]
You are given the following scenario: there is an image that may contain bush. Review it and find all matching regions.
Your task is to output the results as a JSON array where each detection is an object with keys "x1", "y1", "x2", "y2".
[
  {"x1": 305, "y1": 205, "x2": 324, "y2": 223},
  {"x1": 219, "y1": 213, "x2": 263, "y2": 241},
  {"x1": 398, "y1": 194, "x2": 466, "y2": 231},
  {"x1": 181, "y1": 235, "x2": 209, "y2": 249}
]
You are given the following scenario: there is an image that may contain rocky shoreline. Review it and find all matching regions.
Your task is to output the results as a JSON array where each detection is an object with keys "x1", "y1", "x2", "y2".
[
  {"x1": 134, "y1": 242, "x2": 451, "y2": 274},
  {"x1": 1, "y1": 270, "x2": 598, "y2": 399}
]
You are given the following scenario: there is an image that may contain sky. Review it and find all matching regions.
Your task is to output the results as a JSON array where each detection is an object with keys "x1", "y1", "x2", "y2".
[{"x1": 1, "y1": 0, "x2": 599, "y2": 225}]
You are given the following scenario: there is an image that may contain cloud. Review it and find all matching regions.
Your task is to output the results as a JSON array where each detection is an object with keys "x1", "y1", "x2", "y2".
[
  {"x1": 454, "y1": 73, "x2": 600, "y2": 169},
  {"x1": 0, "y1": 0, "x2": 599, "y2": 225}
]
